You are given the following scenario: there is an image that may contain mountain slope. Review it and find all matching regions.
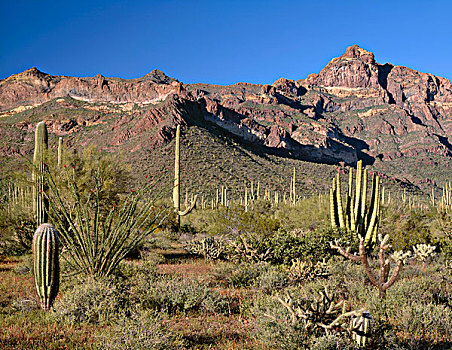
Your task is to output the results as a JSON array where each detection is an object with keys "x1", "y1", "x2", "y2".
[{"x1": 0, "y1": 45, "x2": 450, "y2": 193}]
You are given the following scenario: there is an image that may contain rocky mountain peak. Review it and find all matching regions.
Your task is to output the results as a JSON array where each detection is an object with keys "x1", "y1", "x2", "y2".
[
  {"x1": 338, "y1": 45, "x2": 375, "y2": 64},
  {"x1": 141, "y1": 69, "x2": 177, "y2": 84},
  {"x1": 304, "y1": 45, "x2": 380, "y2": 89},
  {"x1": 2, "y1": 67, "x2": 49, "y2": 83}
]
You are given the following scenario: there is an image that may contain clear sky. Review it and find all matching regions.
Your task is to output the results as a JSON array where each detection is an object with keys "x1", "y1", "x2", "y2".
[{"x1": 1, "y1": 0, "x2": 451, "y2": 85}]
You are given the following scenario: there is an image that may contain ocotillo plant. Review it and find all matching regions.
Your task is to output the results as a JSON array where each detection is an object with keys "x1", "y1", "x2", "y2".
[
  {"x1": 173, "y1": 125, "x2": 197, "y2": 228},
  {"x1": 45, "y1": 166, "x2": 165, "y2": 277},
  {"x1": 33, "y1": 223, "x2": 59, "y2": 311},
  {"x1": 32, "y1": 121, "x2": 49, "y2": 227},
  {"x1": 330, "y1": 160, "x2": 381, "y2": 250}
]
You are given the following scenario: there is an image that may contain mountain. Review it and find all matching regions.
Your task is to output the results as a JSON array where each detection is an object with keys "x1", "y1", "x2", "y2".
[{"x1": 0, "y1": 45, "x2": 451, "y2": 195}]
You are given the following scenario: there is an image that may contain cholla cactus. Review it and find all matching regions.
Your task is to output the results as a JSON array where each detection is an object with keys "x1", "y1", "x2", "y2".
[
  {"x1": 184, "y1": 236, "x2": 225, "y2": 260},
  {"x1": 288, "y1": 259, "x2": 330, "y2": 283},
  {"x1": 275, "y1": 286, "x2": 365, "y2": 336},
  {"x1": 230, "y1": 236, "x2": 272, "y2": 263},
  {"x1": 413, "y1": 244, "x2": 436, "y2": 263},
  {"x1": 391, "y1": 250, "x2": 412, "y2": 265},
  {"x1": 331, "y1": 234, "x2": 407, "y2": 299},
  {"x1": 351, "y1": 311, "x2": 373, "y2": 347}
]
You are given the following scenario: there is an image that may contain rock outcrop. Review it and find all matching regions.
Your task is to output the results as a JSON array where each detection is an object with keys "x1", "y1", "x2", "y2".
[{"x1": 0, "y1": 45, "x2": 451, "y2": 174}]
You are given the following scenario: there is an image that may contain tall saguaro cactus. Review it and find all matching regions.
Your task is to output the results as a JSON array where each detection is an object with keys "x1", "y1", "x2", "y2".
[
  {"x1": 32, "y1": 121, "x2": 49, "y2": 227},
  {"x1": 173, "y1": 125, "x2": 197, "y2": 228},
  {"x1": 57, "y1": 136, "x2": 63, "y2": 168},
  {"x1": 33, "y1": 223, "x2": 59, "y2": 311},
  {"x1": 330, "y1": 160, "x2": 381, "y2": 250}
]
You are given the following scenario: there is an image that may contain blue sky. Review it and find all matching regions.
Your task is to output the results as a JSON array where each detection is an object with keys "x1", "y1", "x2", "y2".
[{"x1": 1, "y1": 0, "x2": 451, "y2": 85}]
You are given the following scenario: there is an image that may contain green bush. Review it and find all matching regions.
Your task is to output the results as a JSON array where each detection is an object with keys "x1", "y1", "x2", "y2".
[
  {"x1": 130, "y1": 273, "x2": 233, "y2": 315},
  {"x1": 100, "y1": 311, "x2": 186, "y2": 350},
  {"x1": 211, "y1": 262, "x2": 287, "y2": 292},
  {"x1": 229, "y1": 226, "x2": 353, "y2": 266},
  {"x1": 52, "y1": 277, "x2": 130, "y2": 324}
]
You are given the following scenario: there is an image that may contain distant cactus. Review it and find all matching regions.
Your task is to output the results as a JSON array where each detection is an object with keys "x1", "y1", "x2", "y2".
[
  {"x1": 32, "y1": 121, "x2": 49, "y2": 227},
  {"x1": 57, "y1": 136, "x2": 63, "y2": 168},
  {"x1": 288, "y1": 258, "x2": 330, "y2": 283},
  {"x1": 330, "y1": 160, "x2": 381, "y2": 250},
  {"x1": 351, "y1": 311, "x2": 373, "y2": 347},
  {"x1": 173, "y1": 125, "x2": 197, "y2": 228},
  {"x1": 33, "y1": 223, "x2": 59, "y2": 311},
  {"x1": 413, "y1": 244, "x2": 436, "y2": 267},
  {"x1": 184, "y1": 236, "x2": 225, "y2": 260}
]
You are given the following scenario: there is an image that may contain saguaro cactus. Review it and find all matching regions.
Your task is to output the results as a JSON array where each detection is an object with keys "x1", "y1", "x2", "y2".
[
  {"x1": 330, "y1": 160, "x2": 381, "y2": 250},
  {"x1": 57, "y1": 136, "x2": 63, "y2": 168},
  {"x1": 173, "y1": 125, "x2": 197, "y2": 227},
  {"x1": 33, "y1": 223, "x2": 59, "y2": 311},
  {"x1": 351, "y1": 311, "x2": 373, "y2": 347},
  {"x1": 32, "y1": 121, "x2": 49, "y2": 227}
]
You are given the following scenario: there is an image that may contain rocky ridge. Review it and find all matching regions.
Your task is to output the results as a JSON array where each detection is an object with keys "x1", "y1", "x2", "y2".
[{"x1": 0, "y1": 45, "x2": 451, "y2": 187}]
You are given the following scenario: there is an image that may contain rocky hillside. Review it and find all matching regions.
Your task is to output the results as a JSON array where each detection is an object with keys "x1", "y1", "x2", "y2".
[{"x1": 0, "y1": 45, "x2": 451, "y2": 193}]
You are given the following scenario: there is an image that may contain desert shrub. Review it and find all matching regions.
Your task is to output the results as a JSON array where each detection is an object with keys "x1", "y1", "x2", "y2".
[
  {"x1": 212, "y1": 205, "x2": 280, "y2": 238},
  {"x1": 383, "y1": 209, "x2": 433, "y2": 250},
  {"x1": 254, "y1": 264, "x2": 288, "y2": 293},
  {"x1": 397, "y1": 302, "x2": 451, "y2": 342},
  {"x1": 210, "y1": 262, "x2": 260, "y2": 287},
  {"x1": 275, "y1": 227, "x2": 356, "y2": 264},
  {"x1": 130, "y1": 273, "x2": 233, "y2": 315},
  {"x1": 229, "y1": 226, "x2": 353, "y2": 265},
  {"x1": 12, "y1": 254, "x2": 33, "y2": 275},
  {"x1": 211, "y1": 262, "x2": 287, "y2": 292},
  {"x1": 253, "y1": 293, "x2": 306, "y2": 349},
  {"x1": 274, "y1": 195, "x2": 330, "y2": 232},
  {"x1": 100, "y1": 311, "x2": 186, "y2": 350},
  {"x1": 309, "y1": 334, "x2": 355, "y2": 350},
  {"x1": 0, "y1": 177, "x2": 34, "y2": 255},
  {"x1": 52, "y1": 277, "x2": 131, "y2": 324}
]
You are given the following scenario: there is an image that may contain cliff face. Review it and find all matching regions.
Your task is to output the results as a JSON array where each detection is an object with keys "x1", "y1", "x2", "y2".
[
  {"x1": 0, "y1": 68, "x2": 181, "y2": 110},
  {"x1": 0, "y1": 45, "x2": 451, "y2": 183}
]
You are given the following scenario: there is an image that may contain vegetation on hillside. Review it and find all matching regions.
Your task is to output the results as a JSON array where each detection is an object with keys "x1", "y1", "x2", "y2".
[{"x1": 0, "y1": 121, "x2": 451, "y2": 349}]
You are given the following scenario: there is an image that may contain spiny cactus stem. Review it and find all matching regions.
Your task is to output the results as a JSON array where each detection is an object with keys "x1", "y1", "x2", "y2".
[
  {"x1": 33, "y1": 122, "x2": 49, "y2": 227},
  {"x1": 57, "y1": 137, "x2": 63, "y2": 168},
  {"x1": 33, "y1": 223, "x2": 59, "y2": 311},
  {"x1": 332, "y1": 236, "x2": 403, "y2": 299}
]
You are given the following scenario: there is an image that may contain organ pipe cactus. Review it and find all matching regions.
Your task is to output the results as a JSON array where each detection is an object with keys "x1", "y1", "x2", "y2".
[
  {"x1": 33, "y1": 223, "x2": 59, "y2": 311},
  {"x1": 330, "y1": 160, "x2": 381, "y2": 250},
  {"x1": 173, "y1": 125, "x2": 197, "y2": 227},
  {"x1": 32, "y1": 121, "x2": 49, "y2": 227}
]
